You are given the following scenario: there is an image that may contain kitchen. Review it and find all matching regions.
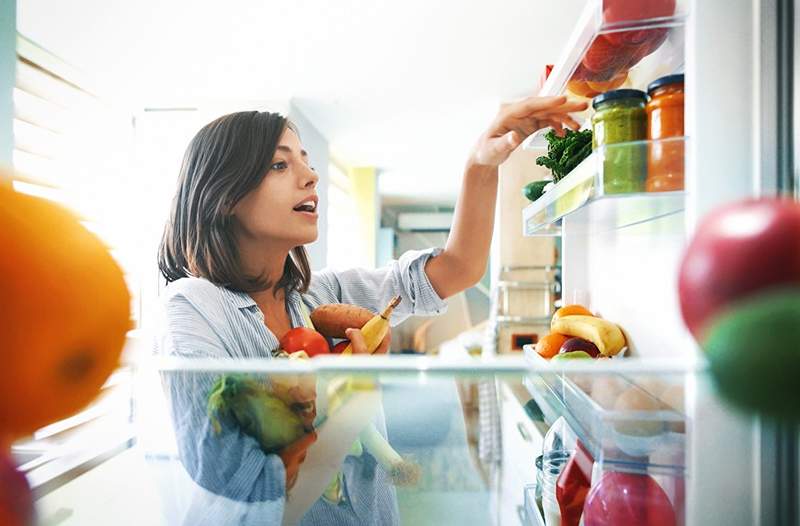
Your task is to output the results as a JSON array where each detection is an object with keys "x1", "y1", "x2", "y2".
[{"x1": 2, "y1": 0, "x2": 800, "y2": 525}]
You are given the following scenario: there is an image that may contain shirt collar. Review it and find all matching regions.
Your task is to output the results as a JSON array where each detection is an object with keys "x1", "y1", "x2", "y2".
[{"x1": 220, "y1": 286, "x2": 257, "y2": 310}]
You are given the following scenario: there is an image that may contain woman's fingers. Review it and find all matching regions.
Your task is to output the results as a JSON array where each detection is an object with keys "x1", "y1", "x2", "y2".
[
  {"x1": 374, "y1": 330, "x2": 392, "y2": 354},
  {"x1": 344, "y1": 328, "x2": 369, "y2": 354},
  {"x1": 508, "y1": 95, "x2": 588, "y2": 119}
]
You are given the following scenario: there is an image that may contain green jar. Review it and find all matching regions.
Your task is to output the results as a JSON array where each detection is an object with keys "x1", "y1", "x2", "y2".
[{"x1": 591, "y1": 89, "x2": 648, "y2": 194}]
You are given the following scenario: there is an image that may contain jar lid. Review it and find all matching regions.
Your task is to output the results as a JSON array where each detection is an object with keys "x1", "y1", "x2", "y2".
[
  {"x1": 592, "y1": 89, "x2": 647, "y2": 109},
  {"x1": 647, "y1": 74, "x2": 685, "y2": 94}
]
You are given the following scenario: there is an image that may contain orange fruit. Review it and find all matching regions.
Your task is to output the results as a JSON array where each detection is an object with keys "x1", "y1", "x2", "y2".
[
  {"x1": 535, "y1": 333, "x2": 571, "y2": 359},
  {"x1": 553, "y1": 304, "x2": 594, "y2": 322},
  {"x1": 0, "y1": 182, "x2": 130, "y2": 442}
]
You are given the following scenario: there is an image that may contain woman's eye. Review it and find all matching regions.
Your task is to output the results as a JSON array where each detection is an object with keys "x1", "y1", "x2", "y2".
[{"x1": 270, "y1": 161, "x2": 288, "y2": 171}]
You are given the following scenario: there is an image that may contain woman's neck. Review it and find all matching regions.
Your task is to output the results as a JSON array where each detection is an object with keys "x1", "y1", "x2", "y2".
[{"x1": 235, "y1": 232, "x2": 292, "y2": 302}]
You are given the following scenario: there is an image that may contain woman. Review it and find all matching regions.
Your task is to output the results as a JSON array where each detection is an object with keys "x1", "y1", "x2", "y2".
[{"x1": 155, "y1": 95, "x2": 584, "y2": 525}]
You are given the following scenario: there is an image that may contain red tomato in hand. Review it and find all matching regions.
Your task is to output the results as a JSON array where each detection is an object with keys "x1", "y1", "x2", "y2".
[
  {"x1": 280, "y1": 327, "x2": 330, "y2": 357},
  {"x1": 332, "y1": 341, "x2": 350, "y2": 354}
]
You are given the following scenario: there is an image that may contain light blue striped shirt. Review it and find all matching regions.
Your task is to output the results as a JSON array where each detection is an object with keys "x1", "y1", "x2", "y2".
[{"x1": 154, "y1": 247, "x2": 448, "y2": 525}]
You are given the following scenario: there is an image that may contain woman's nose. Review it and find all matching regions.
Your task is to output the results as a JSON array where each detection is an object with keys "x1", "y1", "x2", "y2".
[{"x1": 301, "y1": 164, "x2": 318, "y2": 188}]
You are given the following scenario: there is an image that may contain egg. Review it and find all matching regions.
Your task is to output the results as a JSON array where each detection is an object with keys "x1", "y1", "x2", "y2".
[
  {"x1": 590, "y1": 376, "x2": 625, "y2": 409},
  {"x1": 613, "y1": 386, "x2": 664, "y2": 436},
  {"x1": 659, "y1": 384, "x2": 686, "y2": 433}
]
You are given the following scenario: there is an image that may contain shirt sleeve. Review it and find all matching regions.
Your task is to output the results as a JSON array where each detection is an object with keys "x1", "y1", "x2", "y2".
[
  {"x1": 157, "y1": 292, "x2": 287, "y2": 521},
  {"x1": 312, "y1": 247, "x2": 449, "y2": 326}
]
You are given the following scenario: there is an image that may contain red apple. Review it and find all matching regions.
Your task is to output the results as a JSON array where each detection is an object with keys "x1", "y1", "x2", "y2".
[
  {"x1": 678, "y1": 198, "x2": 800, "y2": 339},
  {"x1": 0, "y1": 450, "x2": 34, "y2": 526},
  {"x1": 559, "y1": 337, "x2": 601, "y2": 358},
  {"x1": 584, "y1": 471, "x2": 676, "y2": 526}
]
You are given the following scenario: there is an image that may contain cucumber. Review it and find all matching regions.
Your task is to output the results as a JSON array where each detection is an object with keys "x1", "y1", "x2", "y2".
[{"x1": 522, "y1": 180, "x2": 550, "y2": 202}]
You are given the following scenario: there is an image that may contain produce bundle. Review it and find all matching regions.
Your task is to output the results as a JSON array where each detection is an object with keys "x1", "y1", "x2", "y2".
[
  {"x1": 207, "y1": 296, "x2": 420, "y2": 504},
  {"x1": 535, "y1": 129, "x2": 593, "y2": 183}
]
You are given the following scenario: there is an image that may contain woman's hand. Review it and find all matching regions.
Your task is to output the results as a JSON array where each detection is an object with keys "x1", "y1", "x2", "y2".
[
  {"x1": 279, "y1": 431, "x2": 317, "y2": 491},
  {"x1": 344, "y1": 327, "x2": 391, "y2": 354},
  {"x1": 470, "y1": 95, "x2": 588, "y2": 167}
]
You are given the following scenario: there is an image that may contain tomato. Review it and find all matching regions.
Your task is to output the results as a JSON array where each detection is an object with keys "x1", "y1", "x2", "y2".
[
  {"x1": 582, "y1": 36, "x2": 621, "y2": 73},
  {"x1": 603, "y1": 0, "x2": 676, "y2": 24},
  {"x1": 332, "y1": 341, "x2": 350, "y2": 354},
  {"x1": 605, "y1": 29, "x2": 650, "y2": 47},
  {"x1": 643, "y1": 27, "x2": 669, "y2": 54},
  {"x1": 280, "y1": 327, "x2": 330, "y2": 357}
]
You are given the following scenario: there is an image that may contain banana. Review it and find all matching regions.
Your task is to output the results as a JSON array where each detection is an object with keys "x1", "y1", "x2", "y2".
[
  {"x1": 551, "y1": 315, "x2": 626, "y2": 356},
  {"x1": 341, "y1": 296, "x2": 402, "y2": 355}
]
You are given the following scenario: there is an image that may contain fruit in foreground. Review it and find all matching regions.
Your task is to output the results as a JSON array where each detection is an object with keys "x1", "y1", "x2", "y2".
[
  {"x1": 0, "y1": 450, "x2": 34, "y2": 526},
  {"x1": 0, "y1": 184, "x2": 131, "y2": 440},
  {"x1": 678, "y1": 198, "x2": 800, "y2": 339},
  {"x1": 703, "y1": 289, "x2": 800, "y2": 420}
]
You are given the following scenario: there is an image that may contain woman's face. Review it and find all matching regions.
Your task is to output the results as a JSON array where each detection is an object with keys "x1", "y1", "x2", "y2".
[{"x1": 232, "y1": 127, "x2": 319, "y2": 248}]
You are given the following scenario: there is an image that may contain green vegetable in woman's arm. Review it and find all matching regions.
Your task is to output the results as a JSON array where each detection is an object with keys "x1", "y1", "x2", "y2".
[
  {"x1": 207, "y1": 374, "x2": 307, "y2": 454},
  {"x1": 359, "y1": 424, "x2": 421, "y2": 486}
]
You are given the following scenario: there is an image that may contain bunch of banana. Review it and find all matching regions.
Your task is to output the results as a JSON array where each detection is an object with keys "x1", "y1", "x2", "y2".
[
  {"x1": 340, "y1": 296, "x2": 402, "y2": 355},
  {"x1": 551, "y1": 315, "x2": 626, "y2": 356}
]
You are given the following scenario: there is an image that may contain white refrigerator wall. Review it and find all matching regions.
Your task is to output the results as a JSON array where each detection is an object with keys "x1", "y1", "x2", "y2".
[{"x1": 562, "y1": 212, "x2": 689, "y2": 358}]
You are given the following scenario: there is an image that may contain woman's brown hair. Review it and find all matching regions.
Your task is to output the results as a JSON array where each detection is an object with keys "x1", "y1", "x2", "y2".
[{"x1": 158, "y1": 111, "x2": 311, "y2": 294}]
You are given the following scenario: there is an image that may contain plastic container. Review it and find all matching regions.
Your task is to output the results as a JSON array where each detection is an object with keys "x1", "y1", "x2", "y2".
[
  {"x1": 541, "y1": 452, "x2": 570, "y2": 526},
  {"x1": 592, "y1": 89, "x2": 648, "y2": 194},
  {"x1": 646, "y1": 74, "x2": 685, "y2": 192}
]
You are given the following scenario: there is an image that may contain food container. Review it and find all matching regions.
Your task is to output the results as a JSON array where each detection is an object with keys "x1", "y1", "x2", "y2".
[
  {"x1": 495, "y1": 281, "x2": 556, "y2": 319},
  {"x1": 541, "y1": 452, "x2": 570, "y2": 526},
  {"x1": 591, "y1": 89, "x2": 648, "y2": 194},
  {"x1": 646, "y1": 74, "x2": 685, "y2": 192}
]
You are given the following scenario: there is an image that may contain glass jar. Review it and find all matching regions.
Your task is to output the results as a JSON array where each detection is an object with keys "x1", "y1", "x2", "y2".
[
  {"x1": 591, "y1": 89, "x2": 648, "y2": 194},
  {"x1": 646, "y1": 74, "x2": 685, "y2": 192}
]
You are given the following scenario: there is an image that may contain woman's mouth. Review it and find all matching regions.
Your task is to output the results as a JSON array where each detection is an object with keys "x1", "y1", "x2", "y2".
[{"x1": 293, "y1": 200, "x2": 318, "y2": 219}]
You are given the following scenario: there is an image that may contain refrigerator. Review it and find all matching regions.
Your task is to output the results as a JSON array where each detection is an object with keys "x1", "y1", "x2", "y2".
[{"x1": 13, "y1": 1, "x2": 800, "y2": 525}]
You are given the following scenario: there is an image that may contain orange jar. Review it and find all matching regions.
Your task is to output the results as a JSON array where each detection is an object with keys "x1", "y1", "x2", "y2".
[{"x1": 646, "y1": 74, "x2": 684, "y2": 192}]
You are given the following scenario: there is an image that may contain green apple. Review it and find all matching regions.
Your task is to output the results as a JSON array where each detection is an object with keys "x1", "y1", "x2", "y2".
[
  {"x1": 704, "y1": 289, "x2": 800, "y2": 420},
  {"x1": 551, "y1": 350, "x2": 593, "y2": 362}
]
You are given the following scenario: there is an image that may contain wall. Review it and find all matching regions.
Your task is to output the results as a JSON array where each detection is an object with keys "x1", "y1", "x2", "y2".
[
  {"x1": 494, "y1": 146, "x2": 557, "y2": 273},
  {"x1": 0, "y1": 0, "x2": 14, "y2": 166},
  {"x1": 289, "y1": 103, "x2": 329, "y2": 270}
]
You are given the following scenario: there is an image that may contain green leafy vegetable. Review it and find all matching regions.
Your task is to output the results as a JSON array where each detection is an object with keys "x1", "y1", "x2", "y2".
[
  {"x1": 207, "y1": 374, "x2": 306, "y2": 454},
  {"x1": 535, "y1": 129, "x2": 593, "y2": 182}
]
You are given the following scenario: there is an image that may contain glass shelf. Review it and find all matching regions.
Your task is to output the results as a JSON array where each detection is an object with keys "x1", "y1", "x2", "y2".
[
  {"x1": 523, "y1": 137, "x2": 686, "y2": 236},
  {"x1": 523, "y1": 0, "x2": 687, "y2": 150},
  {"x1": 522, "y1": 345, "x2": 686, "y2": 475}
]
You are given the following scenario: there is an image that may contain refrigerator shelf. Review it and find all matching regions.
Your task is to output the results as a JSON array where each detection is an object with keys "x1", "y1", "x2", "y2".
[
  {"x1": 523, "y1": 0, "x2": 687, "y2": 150},
  {"x1": 522, "y1": 345, "x2": 686, "y2": 475},
  {"x1": 523, "y1": 137, "x2": 687, "y2": 237}
]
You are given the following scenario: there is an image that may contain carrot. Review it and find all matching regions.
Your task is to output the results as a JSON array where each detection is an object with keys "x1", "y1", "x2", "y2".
[{"x1": 310, "y1": 304, "x2": 375, "y2": 339}]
